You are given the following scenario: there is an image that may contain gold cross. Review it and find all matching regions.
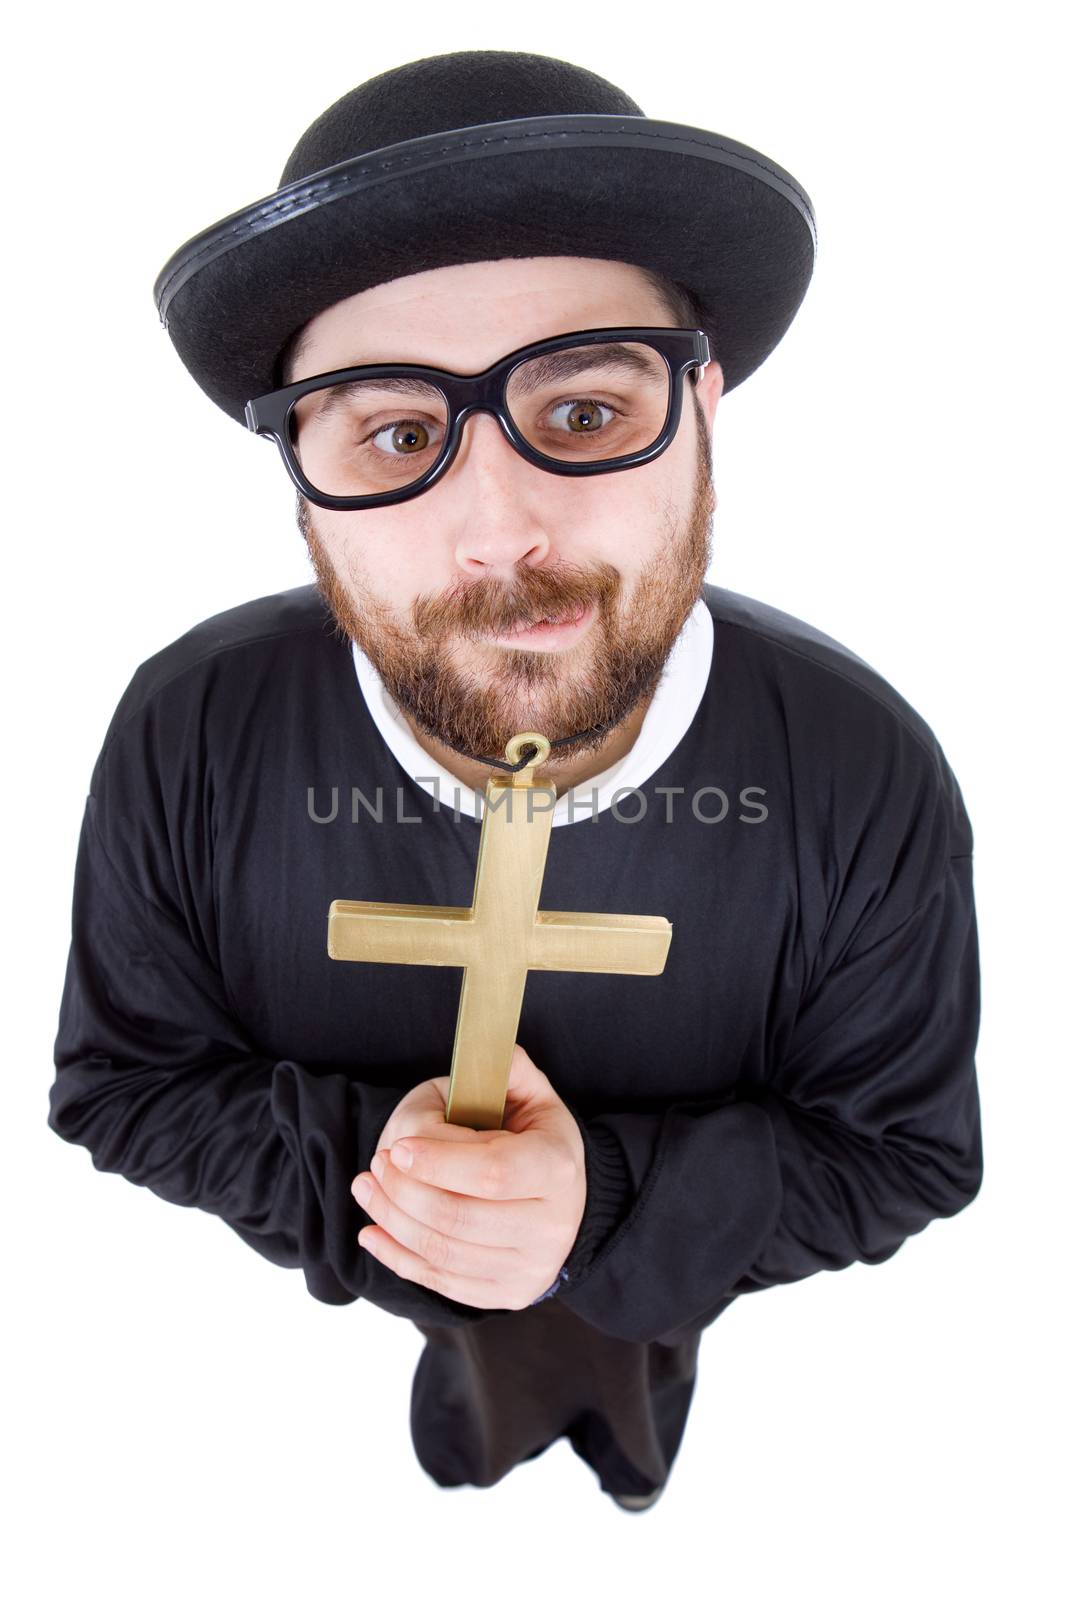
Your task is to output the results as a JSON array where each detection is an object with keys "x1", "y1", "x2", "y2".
[{"x1": 327, "y1": 732, "x2": 673, "y2": 1130}]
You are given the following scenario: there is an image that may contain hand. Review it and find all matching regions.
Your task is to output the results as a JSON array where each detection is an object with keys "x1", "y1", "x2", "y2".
[
  {"x1": 351, "y1": 1044, "x2": 587, "y2": 1310},
  {"x1": 371, "y1": 1070, "x2": 487, "y2": 1162}
]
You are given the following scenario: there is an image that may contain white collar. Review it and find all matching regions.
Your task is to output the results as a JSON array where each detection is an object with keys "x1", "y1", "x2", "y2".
[{"x1": 351, "y1": 593, "x2": 713, "y2": 827}]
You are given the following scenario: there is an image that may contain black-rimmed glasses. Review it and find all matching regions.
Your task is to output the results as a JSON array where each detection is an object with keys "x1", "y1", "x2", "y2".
[{"x1": 244, "y1": 326, "x2": 712, "y2": 511}]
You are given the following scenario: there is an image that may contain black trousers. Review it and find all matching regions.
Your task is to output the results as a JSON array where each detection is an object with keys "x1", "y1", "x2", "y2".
[{"x1": 410, "y1": 1294, "x2": 702, "y2": 1496}]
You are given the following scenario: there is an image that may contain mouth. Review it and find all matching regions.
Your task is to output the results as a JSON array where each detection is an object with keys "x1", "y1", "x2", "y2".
[{"x1": 480, "y1": 602, "x2": 594, "y2": 650}]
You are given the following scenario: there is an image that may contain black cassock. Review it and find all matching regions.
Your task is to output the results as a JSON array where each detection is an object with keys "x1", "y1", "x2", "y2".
[{"x1": 49, "y1": 580, "x2": 982, "y2": 1496}]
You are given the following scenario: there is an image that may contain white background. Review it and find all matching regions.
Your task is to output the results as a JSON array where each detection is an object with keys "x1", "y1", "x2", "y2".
[{"x1": 5, "y1": 3, "x2": 1063, "y2": 1596}]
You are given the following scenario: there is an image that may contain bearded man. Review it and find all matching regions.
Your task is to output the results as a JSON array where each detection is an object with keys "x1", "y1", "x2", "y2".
[{"x1": 48, "y1": 49, "x2": 982, "y2": 1512}]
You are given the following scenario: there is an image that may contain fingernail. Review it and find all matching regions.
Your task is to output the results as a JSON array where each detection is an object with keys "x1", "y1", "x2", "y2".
[
  {"x1": 391, "y1": 1144, "x2": 413, "y2": 1169},
  {"x1": 353, "y1": 1177, "x2": 371, "y2": 1205}
]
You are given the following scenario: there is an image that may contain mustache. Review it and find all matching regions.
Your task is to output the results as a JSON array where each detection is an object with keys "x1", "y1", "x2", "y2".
[{"x1": 411, "y1": 566, "x2": 617, "y2": 638}]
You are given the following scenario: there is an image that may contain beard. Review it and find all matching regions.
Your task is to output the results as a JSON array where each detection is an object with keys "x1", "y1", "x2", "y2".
[{"x1": 300, "y1": 400, "x2": 716, "y2": 770}]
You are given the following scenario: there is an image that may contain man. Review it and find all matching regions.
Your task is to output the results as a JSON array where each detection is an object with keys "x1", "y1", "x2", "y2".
[{"x1": 48, "y1": 50, "x2": 983, "y2": 1511}]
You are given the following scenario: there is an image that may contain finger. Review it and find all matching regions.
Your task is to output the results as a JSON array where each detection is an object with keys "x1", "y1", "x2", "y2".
[
  {"x1": 357, "y1": 1222, "x2": 513, "y2": 1311},
  {"x1": 389, "y1": 1129, "x2": 557, "y2": 1200},
  {"x1": 369, "y1": 1152, "x2": 543, "y2": 1248},
  {"x1": 379, "y1": 1122, "x2": 487, "y2": 1151},
  {"x1": 502, "y1": 1044, "x2": 543, "y2": 1107},
  {"x1": 354, "y1": 1170, "x2": 519, "y2": 1287},
  {"x1": 372, "y1": 1121, "x2": 489, "y2": 1165}
]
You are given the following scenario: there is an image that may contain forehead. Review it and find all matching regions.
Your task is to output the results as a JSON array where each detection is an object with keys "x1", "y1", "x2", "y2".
[{"x1": 289, "y1": 256, "x2": 666, "y2": 378}]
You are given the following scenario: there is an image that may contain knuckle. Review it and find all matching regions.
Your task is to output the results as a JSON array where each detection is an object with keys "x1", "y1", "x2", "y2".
[
  {"x1": 435, "y1": 1190, "x2": 467, "y2": 1234},
  {"x1": 420, "y1": 1226, "x2": 453, "y2": 1270},
  {"x1": 482, "y1": 1157, "x2": 505, "y2": 1197}
]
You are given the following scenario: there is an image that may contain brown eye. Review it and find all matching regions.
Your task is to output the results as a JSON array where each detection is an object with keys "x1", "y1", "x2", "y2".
[
  {"x1": 547, "y1": 398, "x2": 617, "y2": 434},
  {"x1": 371, "y1": 419, "x2": 440, "y2": 455}
]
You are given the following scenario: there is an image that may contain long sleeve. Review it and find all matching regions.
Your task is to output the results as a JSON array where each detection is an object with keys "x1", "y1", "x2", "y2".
[
  {"x1": 553, "y1": 770, "x2": 983, "y2": 1345},
  {"x1": 525, "y1": 1113, "x2": 635, "y2": 1303},
  {"x1": 49, "y1": 790, "x2": 506, "y2": 1328}
]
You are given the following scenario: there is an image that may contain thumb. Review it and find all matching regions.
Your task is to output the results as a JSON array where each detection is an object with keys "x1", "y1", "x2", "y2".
[{"x1": 502, "y1": 1043, "x2": 562, "y2": 1129}]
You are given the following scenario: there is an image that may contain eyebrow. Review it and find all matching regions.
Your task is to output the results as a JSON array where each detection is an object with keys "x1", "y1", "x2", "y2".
[
  {"x1": 311, "y1": 375, "x2": 443, "y2": 423},
  {"x1": 508, "y1": 344, "x2": 664, "y2": 396},
  {"x1": 304, "y1": 343, "x2": 664, "y2": 422}
]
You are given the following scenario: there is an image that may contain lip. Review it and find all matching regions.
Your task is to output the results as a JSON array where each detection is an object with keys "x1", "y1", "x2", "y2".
[{"x1": 481, "y1": 602, "x2": 595, "y2": 651}]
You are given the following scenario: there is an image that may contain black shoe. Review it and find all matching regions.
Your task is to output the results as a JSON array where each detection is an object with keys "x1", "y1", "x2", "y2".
[{"x1": 609, "y1": 1486, "x2": 664, "y2": 1511}]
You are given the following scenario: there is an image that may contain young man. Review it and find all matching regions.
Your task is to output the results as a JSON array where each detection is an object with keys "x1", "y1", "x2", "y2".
[{"x1": 49, "y1": 50, "x2": 983, "y2": 1511}]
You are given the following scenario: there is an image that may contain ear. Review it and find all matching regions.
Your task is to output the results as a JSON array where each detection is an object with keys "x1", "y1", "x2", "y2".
[{"x1": 691, "y1": 360, "x2": 724, "y2": 434}]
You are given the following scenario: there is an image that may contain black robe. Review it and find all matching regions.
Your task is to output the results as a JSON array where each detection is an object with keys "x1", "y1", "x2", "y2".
[{"x1": 48, "y1": 580, "x2": 982, "y2": 1349}]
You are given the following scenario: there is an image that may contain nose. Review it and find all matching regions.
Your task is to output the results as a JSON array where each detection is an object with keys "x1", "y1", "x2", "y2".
[
  {"x1": 447, "y1": 402, "x2": 526, "y2": 476},
  {"x1": 446, "y1": 407, "x2": 553, "y2": 574}
]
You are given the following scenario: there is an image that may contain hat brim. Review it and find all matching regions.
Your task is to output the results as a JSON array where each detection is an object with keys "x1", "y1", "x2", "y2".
[{"x1": 154, "y1": 113, "x2": 816, "y2": 425}]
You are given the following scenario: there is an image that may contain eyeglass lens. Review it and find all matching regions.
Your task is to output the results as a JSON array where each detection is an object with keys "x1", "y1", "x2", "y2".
[{"x1": 287, "y1": 340, "x2": 672, "y2": 500}]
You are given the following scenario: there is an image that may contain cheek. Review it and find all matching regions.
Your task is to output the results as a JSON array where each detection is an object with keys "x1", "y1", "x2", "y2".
[
  {"x1": 385, "y1": 546, "x2": 450, "y2": 601},
  {"x1": 354, "y1": 540, "x2": 458, "y2": 625},
  {"x1": 632, "y1": 445, "x2": 690, "y2": 512},
  {"x1": 585, "y1": 456, "x2": 671, "y2": 519},
  {"x1": 324, "y1": 519, "x2": 417, "y2": 598}
]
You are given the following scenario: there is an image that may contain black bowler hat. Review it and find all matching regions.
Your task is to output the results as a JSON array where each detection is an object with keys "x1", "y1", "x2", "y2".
[{"x1": 153, "y1": 49, "x2": 817, "y2": 427}]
